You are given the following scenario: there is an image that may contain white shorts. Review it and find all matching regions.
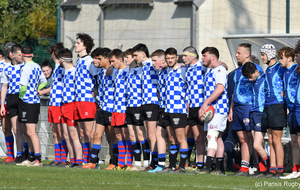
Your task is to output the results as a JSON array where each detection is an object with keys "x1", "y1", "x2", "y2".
[{"x1": 204, "y1": 113, "x2": 227, "y2": 132}]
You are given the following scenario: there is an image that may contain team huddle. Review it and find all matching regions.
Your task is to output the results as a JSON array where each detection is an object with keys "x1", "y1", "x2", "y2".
[{"x1": 1, "y1": 33, "x2": 300, "y2": 178}]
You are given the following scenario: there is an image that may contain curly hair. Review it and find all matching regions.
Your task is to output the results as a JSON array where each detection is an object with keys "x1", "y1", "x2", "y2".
[{"x1": 76, "y1": 33, "x2": 94, "y2": 54}]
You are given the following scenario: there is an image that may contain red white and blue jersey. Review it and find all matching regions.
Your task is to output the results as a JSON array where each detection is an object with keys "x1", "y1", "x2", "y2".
[
  {"x1": 165, "y1": 67, "x2": 188, "y2": 114},
  {"x1": 264, "y1": 62, "x2": 285, "y2": 107},
  {"x1": 233, "y1": 63, "x2": 263, "y2": 106},
  {"x1": 204, "y1": 65, "x2": 228, "y2": 114},
  {"x1": 142, "y1": 59, "x2": 159, "y2": 105},
  {"x1": 186, "y1": 61, "x2": 207, "y2": 108},
  {"x1": 98, "y1": 68, "x2": 117, "y2": 113},
  {"x1": 75, "y1": 55, "x2": 98, "y2": 102},
  {"x1": 62, "y1": 67, "x2": 76, "y2": 104},
  {"x1": 127, "y1": 67, "x2": 143, "y2": 108},
  {"x1": 20, "y1": 61, "x2": 47, "y2": 104},
  {"x1": 1, "y1": 62, "x2": 24, "y2": 94},
  {"x1": 49, "y1": 64, "x2": 64, "y2": 106},
  {"x1": 158, "y1": 67, "x2": 169, "y2": 109},
  {"x1": 283, "y1": 64, "x2": 298, "y2": 112},
  {"x1": 113, "y1": 67, "x2": 129, "y2": 113},
  {"x1": 251, "y1": 73, "x2": 265, "y2": 112}
]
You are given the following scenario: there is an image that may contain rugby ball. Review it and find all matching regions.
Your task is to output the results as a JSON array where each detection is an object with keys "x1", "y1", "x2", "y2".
[{"x1": 199, "y1": 105, "x2": 215, "y2": 123}]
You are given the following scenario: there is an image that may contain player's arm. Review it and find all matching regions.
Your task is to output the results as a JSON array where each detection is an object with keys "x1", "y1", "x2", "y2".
[
  {"x1": 38, "y1": 86, "x2": 51, "y2": 96},
  {"x1": 38, "y1": 70, "x2": 48, "y2": 91},
  {"x1": 19, "y1": 67, "x2": 30, "y2": 98},
  {"x1": 199, "y1": 84, "x2": 225, "y2": 116},
  {"x1": 228, "y1": 94, "x2": 234, "y2": 122},
  {"x1": 38, "y1": 83, "x2": 47, "y2": 90},
  {"x1": 0, "y1": 83, "x2": 8, "y2": 116}
]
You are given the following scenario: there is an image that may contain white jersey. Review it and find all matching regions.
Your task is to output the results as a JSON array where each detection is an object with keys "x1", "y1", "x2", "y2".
[{"x1": 20, "y1": 61, "x2": 47, "y2": 104}]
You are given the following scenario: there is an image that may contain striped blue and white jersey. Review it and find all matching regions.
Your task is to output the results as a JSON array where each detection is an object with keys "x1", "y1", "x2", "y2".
[
  {"x1": 158, "y1": 67, "x2": 169, "y2": 109},
  {"x1": 113, "y1": 67, "x2": 129, "y2": 113},
  {"x1": 62, "y1": 67, "x2": 76, "y2": 104},
  {"x1": 142, "y1": 59, "x2": 159, "y2": 105},
  {"x1": 127, "y1": 66, "x2": 143, "y2": 108},
  {"x1": 1, "y1": 62, "x2": 24, "y2": 94},
  {"x1": 165, "y1": 67, "x2": 188, "y2": 114},
  {"x1": 75, "y1": 55, "x2": 98, "y2": 102},
  {"x1": 20, "y1": 61, "x2": 47, "y2": 104},
  {"x1": 186, "y1": 61, "x2": 207, "y2": 108},
  {"x1": 98, "y1": 67, "x2": 117, "y2": 113},
  {"x1": 49, "y1": 64, "x2": 64, "y2": 106}
]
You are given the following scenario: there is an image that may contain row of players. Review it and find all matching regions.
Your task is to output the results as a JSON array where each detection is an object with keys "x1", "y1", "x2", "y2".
[
  {"x1": 2, "y1": 33, "x2": 300, "y2": 178},
  {"x1": 0, "y1": 34, "x2": 228, "y2": 174}
]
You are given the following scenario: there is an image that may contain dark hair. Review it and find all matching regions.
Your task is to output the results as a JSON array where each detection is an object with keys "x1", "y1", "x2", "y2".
[
  {"x1": 201, "y1": 47, "x2": 219, "y2": 60},
  {"x1": 132, "y1": 43, "x2": 149, "y2": 58},
  {"x1": 151, "y1": 49, "x2": 165, "y2": 58},
  {"x1": 238, "y1": 43, "x2": 252, "y2": 55},
  {"x1": 76, "y1": 33, "x2": 94, "y2": 54},
  {"x1": 108, "y1": 49, "x2": 124, "y2": 61},
  {"x1": 278, "y1": 47, "x2": 295, "y2": 62},
  {"x1": 295, "y1": 40, "x2": 300, "y2": 54},
  {"x1": 58, "y1": 48, "x2": 73, "y2": 59},
  {"x1": 21, "y1": 46, "x2": 33, "y2": 56},
  {"x1": 183, "y1": 46, "x2": 199, "y2": 59},
  {"x1": 0, "y1": 49, "x2": 4, "y2": 57},
  {"x1": 11, "y1": 44, "x2": 22, "y2": 54},
  {"x1": 242, "y1": 62, "x2": 257, "y2": 79},
  {"x1": 124, "y1": 48, "x2": 133, "y2": 57},
  {"x1": 41, "y1": 60, "x2": 52, "y2": 69},
  {"x1": 165, "y1": 47, "x2": 177, "y2": 56},
  {"x1": 250, "y1": 55, "x2": 260, "y2": 65},
  {"x1": 48, "y1": 42, "x2": 64, "y2": 59},
  {"x1": 91, "y1": 47, "x2": 102, "y2": 58}
]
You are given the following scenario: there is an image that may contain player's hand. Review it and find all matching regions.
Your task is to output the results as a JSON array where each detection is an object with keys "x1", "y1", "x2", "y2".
[
  {"x1": 0, "y1": 105, "x2": 5, "y2": 116},
  {"x1": 92, "y1": 90, "x2": 95, "y2": 97},
  {"x1": 173, "y1": 63, "x2": 185, "y2": 70},
  {"x1": 281, "y1": 91, "x2": 285, "y2": 97},
  {"x1": 218, "y1": 60, "x2": 228, "y2": 70},
  {"x1": 37, "y1": 89, "x2": 43, "y2": 96},
  {"x1": 228, "y1": 111, "x2": 233, "y2": 122},
  {"x1": 199, "y1": 103, "x2": 208, "y2": 116},
  {"x1": 296, "y1": 65, "x2": 300, "y2": 74},
  {"x1": 186, "y1": 103, "x2": 189, "y2": 113},
  {"x1": 106, "y1": 65, "x2": 114, "y2": 76}
]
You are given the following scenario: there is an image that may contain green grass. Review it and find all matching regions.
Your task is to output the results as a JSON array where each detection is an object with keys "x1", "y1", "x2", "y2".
[{"x1": 0, "y1": 161, "x2": 298, "y2": 190}]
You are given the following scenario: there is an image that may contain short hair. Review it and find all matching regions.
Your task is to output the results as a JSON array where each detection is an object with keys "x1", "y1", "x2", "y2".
[
  {"x1": 242, "y1": 62, "x2": 257, "y2": 79},
  {"x1": 250, "y1": 55, "x2": 260, "y2": 65},
  {"x1": 239, "y1": 43, "x2": 252, "y2": 55},
  {"x1": 295, "y1": 40, "x2": 300, "y2": 54},
  {"x1": 58, "y1": 48, "x2": 73, "y2": 59},
  {"x1": 4, "y1": 42, "x2": 16, "y2": 57},
  {"x1": 41, "y1": 59, "x2": 52, "y2": 69},
  {"x1": 0, "y1": 49, "x2": 4, "y2": 57},
  {"x1": 48, "y1": 42, "x2": 64, "y2": 59},
  {"x1": 201, "y1": 47, "x2": 219, "y2": 60},
  {"x1": 165, "y1": 47, "x2": 177, "y2": 56},
  {"x1": 91, "y1": 47, "x2": 102, "y2": 58},
  {"x1": 278, "y1": 47, "x2": 294, "y2": 61},
  {"x1": 21, "y1": 46, "x2": 33, "y2": 56},
  {"x1": 76, "y1": 33, "x2": 95, "y2": 54},
  {"x1": 151, "y1": 49, "x2": 165, "y2": 59},
  {"x1": 11, "y1": 44, "x2": 22, "y2": 54},
  {"x1": 132, "y1": 43, "x2": 149, "y2": 58},
  {"x1": 124, "y1": 48, "x2": 133, "y2": 57},
  {"x1": 183, "y1": 46, "x2": 199, "y2": 59},
  {"x1": 108, "y1": 49, "x2": 124, "y2": 61}
]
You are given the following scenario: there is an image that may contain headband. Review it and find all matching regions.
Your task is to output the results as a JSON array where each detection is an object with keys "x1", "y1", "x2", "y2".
[
  {"x1": 21, "y1": 53, "x2": 33, "y2": 57},
  {"x1": 60, "y1": 57, "x2": 73, "y2": 62},
  {"x1": 183, "y1": 52, "x2": 197, "y2": 57}
]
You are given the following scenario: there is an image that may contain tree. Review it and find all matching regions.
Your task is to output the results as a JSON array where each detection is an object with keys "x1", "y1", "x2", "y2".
[{"x1": 0, "y1": 0, "x2": 58, "y2": 44}]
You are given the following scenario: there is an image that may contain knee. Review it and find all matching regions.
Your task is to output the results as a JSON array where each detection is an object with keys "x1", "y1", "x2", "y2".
[
  {"x1": 253, "y1": 142, "x2": 262, "y2": 152},
  {"x1": 207, "y1": 131, "x2": 219, "y2": 150}
]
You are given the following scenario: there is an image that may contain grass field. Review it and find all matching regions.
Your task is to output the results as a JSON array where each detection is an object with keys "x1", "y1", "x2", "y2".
[{"x1": 0, "y1": 160, "x2": 299, "y2": 190}]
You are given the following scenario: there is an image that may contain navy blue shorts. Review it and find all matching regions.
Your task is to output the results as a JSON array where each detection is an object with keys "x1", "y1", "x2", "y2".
[
  {"x1": 232, "y1": 104, "x2": 251, "y2": 131},
  {"x1": 262, "y1": 103, "x2": 287, "y2": 130},
  {"x1": 249, "y1": 111, "x2": 265, "y2": 132},
  {"x1": 292, "y1": 112, "x2": 300, "y2": 133}
]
